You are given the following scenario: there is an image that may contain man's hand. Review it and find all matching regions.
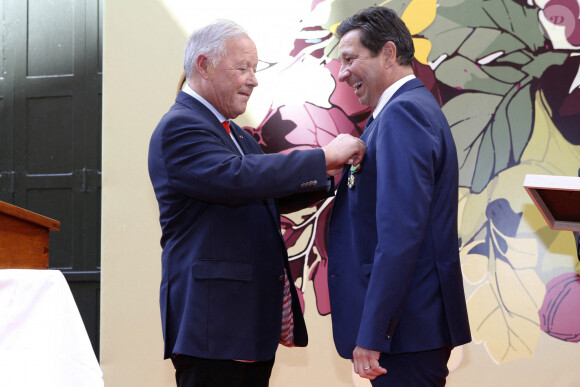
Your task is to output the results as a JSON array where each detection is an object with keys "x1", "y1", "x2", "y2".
[
  {"x1": 352, "y1": 345, "x2": 387, "y2": 380},
  {"x1": 322, "y1": 134, "x2": 366, "y2": 173}
]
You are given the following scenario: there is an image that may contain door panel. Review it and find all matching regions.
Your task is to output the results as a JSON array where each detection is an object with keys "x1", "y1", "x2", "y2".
[{"x1": 0, "y1": 0, "x2": 102, "y2": 358}]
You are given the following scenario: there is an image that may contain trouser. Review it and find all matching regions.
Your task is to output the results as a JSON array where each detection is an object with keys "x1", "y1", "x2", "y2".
[
  {"x1": 171, "y1": 354, "x2": 275, "y2": 387},
  {"x1": 371, "y1": 347, "x2": 452, "y2": 387}
]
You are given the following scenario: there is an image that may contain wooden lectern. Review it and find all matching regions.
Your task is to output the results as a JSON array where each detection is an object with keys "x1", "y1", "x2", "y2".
[
  {"x1": 0, "y1": 201, "x2": 60, "y2": 269},
  {"x1": 524, "y1": 174, "x2": 580, "y2": 232}
]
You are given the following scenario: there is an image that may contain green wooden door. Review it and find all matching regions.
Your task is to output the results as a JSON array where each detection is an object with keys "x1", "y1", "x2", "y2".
[{"x1": 0, "y1": 0, "x2": 102, "y2": 358}]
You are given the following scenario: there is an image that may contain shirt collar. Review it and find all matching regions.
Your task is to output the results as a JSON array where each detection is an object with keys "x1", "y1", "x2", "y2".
[
  {"x1": 182, "y1": 83, "x2": 227, "y2": 124},
  {"x1": 372, "y1": 74, "x2": 416, "y2": 119}
]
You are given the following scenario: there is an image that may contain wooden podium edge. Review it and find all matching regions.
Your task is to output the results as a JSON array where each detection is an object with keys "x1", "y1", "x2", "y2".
[
  {"x1": 0, "y1": 201, "x2": 61, "y2": 231},
  {"x1": 523, "y1": 174, "x2": 580, "y2": 232}
]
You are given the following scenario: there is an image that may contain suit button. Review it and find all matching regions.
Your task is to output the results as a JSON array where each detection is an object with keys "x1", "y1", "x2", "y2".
[{"x1": 278, "y1": 275, "x2": 284, "y2": 282}]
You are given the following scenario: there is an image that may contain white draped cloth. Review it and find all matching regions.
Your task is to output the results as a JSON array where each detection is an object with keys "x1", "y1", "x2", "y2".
[{"x1": 0, "y1": 269, "x2": 103, "y2": 386}]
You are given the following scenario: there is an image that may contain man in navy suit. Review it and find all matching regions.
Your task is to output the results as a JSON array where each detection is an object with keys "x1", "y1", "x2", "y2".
[
  {"x1": 327, "y1": 7, "x2": 471, "y2": 386},
  {"x1": 148, "y1": 20, "x2": 365, "y2": 387}
]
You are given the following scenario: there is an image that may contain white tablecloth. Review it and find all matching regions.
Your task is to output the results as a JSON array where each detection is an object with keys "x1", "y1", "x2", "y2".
[{"x1": 0, "y1": 269, "x2": 103, "y2": 387}]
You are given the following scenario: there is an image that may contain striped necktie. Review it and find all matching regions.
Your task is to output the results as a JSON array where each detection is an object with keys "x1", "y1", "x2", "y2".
[{"x1": 279, "y1": 269, "x2": 295, "y2": 347}]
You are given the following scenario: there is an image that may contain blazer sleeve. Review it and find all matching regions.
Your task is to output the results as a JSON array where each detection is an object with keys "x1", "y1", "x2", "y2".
[
  {"x1": 355, "y1": 99, "x2": 440, "y2": 351},
  {"x1": 154, "y1": 111, "x2": 329, "y2": 206},
  {"x1": 277, "y1": 176, "x2": 334, "y2": 214}
]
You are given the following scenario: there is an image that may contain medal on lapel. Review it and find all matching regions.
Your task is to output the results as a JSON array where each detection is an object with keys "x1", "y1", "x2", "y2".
[{"x1": 347, "y1": 163, "x2": 361, "y2": 189}]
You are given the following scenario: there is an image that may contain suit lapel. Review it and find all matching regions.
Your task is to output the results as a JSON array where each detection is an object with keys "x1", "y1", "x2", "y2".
[
  {"x1": 176, "y1": 92, "x2": 284, "y2": 239},
  {"x1": 361, "y1": 78, "x2": 425, "y2": 141},
  {"x1": 227, "y1": 120, "x2": 282, "y2": 236},
  {"x1": 176, "y1": 91, "x2": 241, "y2": 155},
  {"x1": 388, "y1": 78, "x2": 423, "y2": 106},
  {"x1": 229, "y1": 123, "x2": 256, "y2": 155}
]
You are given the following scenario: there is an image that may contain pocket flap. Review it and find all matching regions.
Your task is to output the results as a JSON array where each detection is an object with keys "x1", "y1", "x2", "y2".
[
  {"x1": 359, "y1": 262, "x2": 373, "y2": 276},
  {"x1": 192, "y1": 260, "x2": 252, "y2": 281}
]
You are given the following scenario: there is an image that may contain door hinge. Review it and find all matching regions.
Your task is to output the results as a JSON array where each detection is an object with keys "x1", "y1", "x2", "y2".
[
  {"x1": 0, "y1": 171, "x2": 15, "y2": 193},
  {"x1": 79, "y1": 168, "x2": 102, "y2": 193}
]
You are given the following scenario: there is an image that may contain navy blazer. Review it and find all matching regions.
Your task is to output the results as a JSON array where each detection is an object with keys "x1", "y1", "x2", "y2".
[
  {"x1": 148, "y1": 92, "x2": 329, "y2": 360},
  {"x1": 328, "y1": 79, "x2": 471, "y2": 358}
]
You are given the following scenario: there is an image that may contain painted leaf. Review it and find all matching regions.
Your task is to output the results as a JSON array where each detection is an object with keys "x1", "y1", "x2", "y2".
[
  {"x1": 490, "y1": 222, "x2": 539, "y2": 270},
  {"x1": 457, "y1": 28, "x2": 526, "y2": 63},
  {"x1": 480, "y1": 64, "x2": 526, "y2": 84},
  {"x1": 443, "y1": 92, "x2": 502, "y2": 188},
  {"x1": 281, "y1": 215, "x2": 306, "y2": 250},
  {"x1": 521, "y1": 51, "x2": 569, "y2": 79},
  {"x1": 435, "y1": 56, "x2": 512, "y2": 94},
  {"x1": 461, "y1": 240, "x2": 489, "y2": 284},
  {"x1": 421, "y1": 17, "x2": 472, "y2": 61},
  {"x1": 497, "y1": 51, "x2": 533, "y2": 66},
  {"x1": 283, "y1": 199, "x2": 335, "y2": 316},
  {"x1": 436, "y1": 0, "x2": 545, "y2": 52},
  {"x1": 457, "y1": 187, "x2": 490, "y2": 248},
  {"x1": 442, "y1": 79, "x2": 534, "y2": 193},
  {"x1": 477, "y1": 199, "x2": 543, "y2": 363},
  {"x1": 470, "y1": 83, "x2": 534, "y2": 192},
  {"x1": 503, "y1": 83, "x2": 534, "y2": 163},
  {"x1": 468, "y1": 240, "x2": 544, "y2": 364},
  {"x1": 308, "y1": 201, "x2": 334, "y2": 315}
]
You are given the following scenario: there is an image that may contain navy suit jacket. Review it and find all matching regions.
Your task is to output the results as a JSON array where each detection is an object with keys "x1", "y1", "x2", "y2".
[
  {"x1": 328, "y1": 78, "x2": 471, "y2": 358},
  {"x1": 148, "y1": 91, "x2": 330, "y2": 360}
]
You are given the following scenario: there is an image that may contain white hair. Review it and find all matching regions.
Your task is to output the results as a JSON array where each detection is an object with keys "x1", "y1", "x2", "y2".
[{"x1": 183, "y1": 20, "x2": 249, "y2": 79}]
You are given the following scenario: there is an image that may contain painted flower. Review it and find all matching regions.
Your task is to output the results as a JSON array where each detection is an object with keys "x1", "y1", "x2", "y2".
[
  {"x1": 401, "y1": 0, "x2": 437, "y2": 64},
  {"x1": 540, "y1": 0, "x2": 580, "y2": 48},
  {"x1": 539, "y1": 272, "x2": 580, "y2": 342}
]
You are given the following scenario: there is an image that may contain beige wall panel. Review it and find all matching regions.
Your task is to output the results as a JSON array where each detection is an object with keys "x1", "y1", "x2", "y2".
[{"x1": 102, "y1": 1, "x2": 580, "y2": 386}]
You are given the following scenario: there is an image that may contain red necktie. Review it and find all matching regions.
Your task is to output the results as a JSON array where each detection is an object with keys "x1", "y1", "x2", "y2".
[{"x1": 222, "y1": 120, "x2": 230, "y2": 134}]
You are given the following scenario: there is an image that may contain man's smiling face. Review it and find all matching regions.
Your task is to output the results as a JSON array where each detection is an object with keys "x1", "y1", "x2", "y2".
[
  {"x1": 338, "y1": 29, "x2": 389, "y2": 109},
  {"x1": 205, "y1": 36, "x2": 259, "y2": 119}
]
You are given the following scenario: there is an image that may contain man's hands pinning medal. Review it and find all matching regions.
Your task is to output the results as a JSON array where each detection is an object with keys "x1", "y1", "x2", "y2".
[{"x1": 323, "y1": 134, "x2": 366, "y2": 176}]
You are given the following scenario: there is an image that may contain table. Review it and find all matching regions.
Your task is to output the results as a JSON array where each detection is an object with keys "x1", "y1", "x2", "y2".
[{"x1": 0, "y1": 269, "x2": 103, "y2": 386}]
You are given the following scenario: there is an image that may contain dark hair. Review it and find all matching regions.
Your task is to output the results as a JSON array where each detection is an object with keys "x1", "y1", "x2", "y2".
[{"x1": 336, "y1": 6, "x2": 414, "y2": 65}]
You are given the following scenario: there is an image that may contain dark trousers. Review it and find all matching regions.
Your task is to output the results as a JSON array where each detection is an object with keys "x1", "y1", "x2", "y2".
[
  {"x1": 171, "y1": 355, "x2": 275, "y2": 387},
  {"x1": 371, "y1": 347, "x2": 452, "y2": 387}
]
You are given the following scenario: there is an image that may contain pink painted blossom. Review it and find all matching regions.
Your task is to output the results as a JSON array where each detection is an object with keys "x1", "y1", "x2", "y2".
[{"x1": 539, "y1": 273, "x2": 580, "y2": 342}]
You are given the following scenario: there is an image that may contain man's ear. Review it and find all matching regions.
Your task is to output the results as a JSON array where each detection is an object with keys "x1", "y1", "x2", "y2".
[
  {"x1": 383, "y1": 41, "x2": 397, "y2": 65},
  {"x1": 196, "y1": 54, "x2": 211, "y2": 79}
]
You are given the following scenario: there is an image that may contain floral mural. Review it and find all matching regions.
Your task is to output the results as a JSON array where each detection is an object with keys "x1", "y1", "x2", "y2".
[
  {"x1": 539, "y1": 272, "x2": 580, "y2": 342},
  {"x1": 237, "y1": 0, "x2": 580, "y2": 368}
]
